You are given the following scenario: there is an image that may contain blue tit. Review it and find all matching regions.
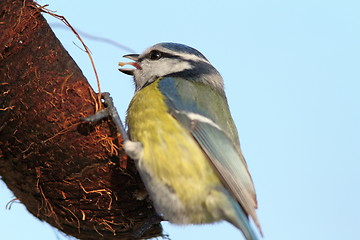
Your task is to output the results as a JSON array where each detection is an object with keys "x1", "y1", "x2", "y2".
[{"x1": 119, "y1": 43, "x2": 262, "y2": 240}]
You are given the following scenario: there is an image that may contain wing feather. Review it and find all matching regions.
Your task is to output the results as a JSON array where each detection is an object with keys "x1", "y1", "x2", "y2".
[{"x1": 158, "y1": 77, "x2": 262, "y2": 234}]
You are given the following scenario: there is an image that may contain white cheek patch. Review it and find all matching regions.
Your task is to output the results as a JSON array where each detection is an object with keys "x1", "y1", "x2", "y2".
[
  {"x1": 133, "y1": 59, "x2": 194, "y2": 90},
  {"x1": 154, "y1": 58, "x2": 193, "y2": 76}
]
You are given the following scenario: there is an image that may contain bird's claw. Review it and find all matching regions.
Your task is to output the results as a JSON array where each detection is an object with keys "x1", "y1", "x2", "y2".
[{"x1": 82, "y1": 92, "x2": 129, "y2": 142}]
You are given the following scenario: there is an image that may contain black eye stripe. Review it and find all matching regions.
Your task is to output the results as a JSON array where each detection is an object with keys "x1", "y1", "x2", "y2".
[{"x1": 138, "y1": 51, "x2": 184, "y2": 62}]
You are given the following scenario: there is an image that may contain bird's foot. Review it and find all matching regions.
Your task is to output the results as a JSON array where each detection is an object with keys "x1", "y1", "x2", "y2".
[
  {"x1": 82, "y1": 92, "x2": 144, "y2": 161},
  {"x1": 82, "y1": 92, "x2": 129, "y2": 142}
]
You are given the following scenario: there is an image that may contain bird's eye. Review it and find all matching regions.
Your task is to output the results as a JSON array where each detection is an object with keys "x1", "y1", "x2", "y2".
[{"x1": 149, "y1": 50, "x2": 162, "y2": 60}]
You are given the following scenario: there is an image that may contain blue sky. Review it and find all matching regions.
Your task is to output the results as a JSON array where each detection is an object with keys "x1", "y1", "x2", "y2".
[{"x1": 1, "y1": 0, "x2": 359, "y2": 239}]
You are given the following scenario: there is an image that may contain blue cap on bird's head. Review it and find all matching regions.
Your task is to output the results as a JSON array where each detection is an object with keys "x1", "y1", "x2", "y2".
[{"x1": 119, "y1": 42, "x2": 224, "y2": 92}]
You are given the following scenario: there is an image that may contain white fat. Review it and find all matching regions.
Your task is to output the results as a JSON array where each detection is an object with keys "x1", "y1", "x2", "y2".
[{"x1": 124, "y1": 140, "x2": 143, "y2": 160}]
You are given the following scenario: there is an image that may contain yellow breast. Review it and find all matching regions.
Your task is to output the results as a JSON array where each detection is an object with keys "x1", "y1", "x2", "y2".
[{"x1": 126, "y1": 79, "x2": 220, "y2": 207}]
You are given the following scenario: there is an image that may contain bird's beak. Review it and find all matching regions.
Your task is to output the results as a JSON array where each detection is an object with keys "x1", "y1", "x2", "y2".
[{"x1": 118, "y1": 54, "x2": 141, "y2": 76}]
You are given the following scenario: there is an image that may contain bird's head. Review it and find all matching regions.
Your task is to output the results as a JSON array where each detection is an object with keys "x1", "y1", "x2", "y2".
[{"x1": 119, "y1": 42, "x2": 224, "y2": 92}]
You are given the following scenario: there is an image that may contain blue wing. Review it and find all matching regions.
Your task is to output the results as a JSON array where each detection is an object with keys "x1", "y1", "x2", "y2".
[{"x1": 158, "y1": 77, "x2": 262, "y2": 234}]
